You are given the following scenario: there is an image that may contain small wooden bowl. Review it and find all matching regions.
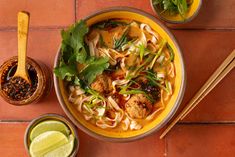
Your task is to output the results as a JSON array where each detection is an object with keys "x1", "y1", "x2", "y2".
[
  {"x1": 150, "y1": 0, "x2": 202, "y2": 24},
  {"x1": 0, "y1": 56, "x2": 52, "y2": 105},
  {"x1": 24, "y1": 113, "x2": 79, "y2": 157}
]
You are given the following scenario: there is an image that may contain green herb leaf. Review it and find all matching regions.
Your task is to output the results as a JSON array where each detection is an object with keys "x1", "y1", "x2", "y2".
[
  {"x1": 150, "y1": 39, "x2": 167, "y2": 69},
  {"x1": 153, "y1": 0, "x2": 189, "y2": 18},
  {"x1": 54, "y1": 20, "x2": 110, "y2": 86},
  {"x1": 93, "y1": 20, "x2": 128, "y2": 29},
  {"x1": 61, "y1": 20, "x2": 89, "y2": 64},
  {"x1": 144, "y1": 69, "x2": 168, "y2": 92},
  {"x1": 54, "y1": 61, "x2": 77, "y2": 81},
  {"x1": 119, "y1": 82, "x2": 155, "y2": 103},
  {"x1": 99, "y1": 35, "x2": 107, "y2": 47},
  {"x1": 138, "y1": 43, "x2": 145, "y2": 62},
  {"x1": 163, "y1": 0, "x2": 178, "y2": 14},
  {"x1": 80, "y1": 57, "x2": 110, "y2": 85},
  {"x1": 86, "y1": 87, "x2": 105, "y2": 100},
  {"x1": 113, "y1": 28, "x2": 130, "y2": 51},
  {"x1": 177, "y1": 0, "x2": 188, "y2": 18},
  {"x1": 166, "y1": 43, "x2": 174, "y2": 62},
  {"x1": 119, "y1": 89, "x2": 145, "y2": 95}
]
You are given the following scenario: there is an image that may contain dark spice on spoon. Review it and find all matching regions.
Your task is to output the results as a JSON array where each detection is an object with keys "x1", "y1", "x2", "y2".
[{"x1": 1, "y1": 62, "x2": 38, "y2": 101}]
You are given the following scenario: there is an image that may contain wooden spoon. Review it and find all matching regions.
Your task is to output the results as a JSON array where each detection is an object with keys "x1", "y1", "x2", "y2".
[{"x1": 13, "y1": 11, "x2": 31, "y2": 83}]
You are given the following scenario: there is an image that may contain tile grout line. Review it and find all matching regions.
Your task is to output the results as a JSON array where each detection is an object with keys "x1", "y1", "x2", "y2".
[
  {"x1": 74, "y1": 0, "x2": 77, "y2": 22},
  {"x1": 0, "y1": 26, "x2": 67, "y2": 31},
  {"x1": 169, "y1": 27, "x2": 235, "y2": 31},
  {"x1": 0, "y1": 119, "x2": 31, "y2": 123},
  {"x1": 178, "y1": 121, "x2": 235, "y2": 125},
  {"x1": 1, "y1": 27, "x2": 235, "y2": 32}
]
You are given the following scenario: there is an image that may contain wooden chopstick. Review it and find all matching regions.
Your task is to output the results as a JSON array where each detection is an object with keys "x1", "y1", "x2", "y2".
[
  {"x1": 179, "y1": 50, "x2": 235, "y2": 119},
  {"x1": 180, "y1": 58, "x2": 235, "y2": 120},
  {"x1": 160, "y1": 49, "x2": 235, "y2": 139}
]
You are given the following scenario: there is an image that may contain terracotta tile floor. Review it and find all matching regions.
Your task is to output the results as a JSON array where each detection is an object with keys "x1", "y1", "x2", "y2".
[{"x1": 0, "y1": 0, "x2": 235, "y2": 157}]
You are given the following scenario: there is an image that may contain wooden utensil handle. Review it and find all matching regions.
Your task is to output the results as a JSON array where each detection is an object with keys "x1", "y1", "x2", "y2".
[{"x1": 17, "y1": 11, "x2": 29, "y2": 73}]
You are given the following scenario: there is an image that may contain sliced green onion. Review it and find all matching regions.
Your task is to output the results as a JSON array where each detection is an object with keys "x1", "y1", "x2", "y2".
[
  {"x1": 150, "y1": 39, "x2": 167, "y2": 69},
  {"x1": 138, "y1": 43, "x2": 145, "y2": 62},
  {"x1": 166, "y1": 43, "x2": 174, "y2": 62}
]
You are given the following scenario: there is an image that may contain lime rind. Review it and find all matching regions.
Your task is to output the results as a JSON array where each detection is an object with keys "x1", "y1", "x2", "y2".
[
  {"x1": 44, "y1": 134, "x2": 75, "y2": 157},
  {"x1": 29, "y1": 131, "x2": 69, "y2": 157},
  {"x1": 30, "y1": 120, "x2": 70, "y2": 141}
]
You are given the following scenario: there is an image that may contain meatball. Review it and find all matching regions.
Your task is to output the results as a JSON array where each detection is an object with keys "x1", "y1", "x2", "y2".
[
  {"x1": 125, "y1": 94, "x2": 152, "y2": 119},
  {"x1": 90, "y1": 74, "x2": 112, "y2": 94}
]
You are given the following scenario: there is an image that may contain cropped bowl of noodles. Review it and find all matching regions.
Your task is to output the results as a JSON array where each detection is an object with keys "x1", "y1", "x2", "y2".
[{"x1": 54, "y1": 7, "x2": 186, "y2": 142}]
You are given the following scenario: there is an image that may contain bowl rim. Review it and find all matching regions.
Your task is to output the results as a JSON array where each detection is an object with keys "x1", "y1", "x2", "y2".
[
  {"x1": 24, "y1": 113, "x2": 79, "y2": 157},
  {"x1": 149, "y1": 0, "x2": 202, "y2": 24},
  {"x1": 54, "y1": 6, "x2": 186, "y2": 142}
]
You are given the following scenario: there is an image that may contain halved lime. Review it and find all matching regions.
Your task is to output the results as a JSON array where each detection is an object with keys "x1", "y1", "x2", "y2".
[
  {"x1": 29, "y1": 131, "x2": 69, "y2": 157},
  {"x1": 44, "y1": 134, "x2": 75, "y2": 157},
  {"x1": 30, "y1": 120, "x2": 70, "y2": 141}
]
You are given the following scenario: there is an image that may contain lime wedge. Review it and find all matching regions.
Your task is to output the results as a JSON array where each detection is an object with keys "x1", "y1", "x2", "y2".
[
  {"x1": 29, "y1": 131, "x2": 69, "y2": 157},
  {"x1": 30, "y1": 120, "x2": 70, "y2": 141},
  {"x1": 44, "y1": 134, "x2": 75, "y2": 157}
]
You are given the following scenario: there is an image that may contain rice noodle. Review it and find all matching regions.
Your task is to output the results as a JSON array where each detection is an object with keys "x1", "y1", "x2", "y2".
[
  {"x1": 96, "y1": 118, "x2": 118, "y2": 129},
  {"x1": 97, "y1": 48, "x2": 117, "y2": 65},
  {"x1": 120, "y1": 58, "x2": 126, "y2": 71},
  {"x1": 96, "y1": 107, "x2": 106, "y2": 117},
  {"x1": 140, "y1": 23, "x2": 160, "y2": 41},
  {"x1": 96, "y1": 109, "x2": 123, "y2": 129},
  {"x1": 83, "y1": 104, "x2": 95, "y2": 114},
  {"x1": 156, "y1": 55, "x2": 165, "y2": 63},
  {"x1": 86, "y1": 32, "x2": 100, "y2": 56},
  {"x1": 146, "y1": 107, "x2": 164, "y2": 121},
  {"x1": 68, "y1": 94, "x2": 76, "y2": 103},
  {"x1": 160, "y1": 89, "x2": 166, "y2": 107},
  {"x1": 168, "y1": 63, "x2": 175, "y2": 78},
  {"x1": 122, "y1": 117, "x2": 130, "y2": 131},
  {"x1": 130, "y1": 120, "x2": 142, "y2": 130},
  {"x1": 112, "y1": 79, "x2": 129, "y2": 93},
  {"x1": 123, "y1": 94, "x2": 131, "y2": 100},
  {"x1": 157, "y1": 72, "x2": 165, "y2": 79},
  {"x1": 108, "y1": 96, "x2": 122, "y2": 111},
  {"x1": 84, "y1": 115, "x2": 92, "y2": 121},
  {"x1": 147, "y1": 43, "x2": 157, "y2": 53},
  {"x1": 77, "y1": 96, "x2": 93, "y2": 112},
  {"x1": 74, "y1": 86, "x2": 85, "y2": 95},
  {"x1": 134, "y1": 31, "x2": 147, "y2": 48}
]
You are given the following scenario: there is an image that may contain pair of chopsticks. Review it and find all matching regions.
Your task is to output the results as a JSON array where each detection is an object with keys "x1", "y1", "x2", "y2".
[{"x1": 160, "y1": 49, "x2": 235, "y2": 139}]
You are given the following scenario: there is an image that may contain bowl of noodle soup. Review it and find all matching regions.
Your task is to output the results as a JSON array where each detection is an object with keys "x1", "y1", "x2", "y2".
[{"x1": 54, "y1": 7, "x2": 186, "y2": 142}]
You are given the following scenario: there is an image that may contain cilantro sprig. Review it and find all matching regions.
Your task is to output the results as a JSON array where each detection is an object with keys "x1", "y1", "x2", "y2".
[
  {"x1": 153, "y1": 0, "x2": 191, "y2": 19},
  {"x1": 54, "y1": 20, "x2": 109, "y2": 87}
]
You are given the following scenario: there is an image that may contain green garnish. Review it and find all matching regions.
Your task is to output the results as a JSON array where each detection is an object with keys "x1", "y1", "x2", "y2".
[
  {"x1": 150, "y1": 39, "x2": 167, "y2": 69},
  {"x1": 153, "y1": 0, "x2": 191, "y2": 19},
  {"x1": 54, "y1": 20, "x2": 109, "y2": 86},
  {"x1": 125, "y1": 55, "x2": 154, "y2": 80},
  {"x1": 99, "y1": 35, "x2": 107, "y2": 47},
  {"x1": 144, "y1": 69, "x2": 168, "y2": 92},
  {"x1": 119, "y1": 88, "x2": 146, "y2": 95},
  {"x1": 119, "y1": 83, "x2": 155, "y2": 103},
  {"x1": 138, "y1": 43, "x2": 146, "y2": 62},
  {"x1": 93, "y1": 20, "x2": 128, "y2": 29},
  {"x1": 79, "y1": 57, "x2": 109, "y2": 85},
  {"x1": 165, "y1": 80, "x2": 171, "y2": 93},
  {"x1": 113, "y1": 28, "x2": 130, "y2": 51},
  {"x1": 166, "y1": 43, "x2": 174, "y2": 62}
]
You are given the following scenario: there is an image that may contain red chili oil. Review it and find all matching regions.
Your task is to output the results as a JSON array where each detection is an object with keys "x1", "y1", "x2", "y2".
[{"x1": 1, "y1": 62, "x2": 38, "y2": 101}]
